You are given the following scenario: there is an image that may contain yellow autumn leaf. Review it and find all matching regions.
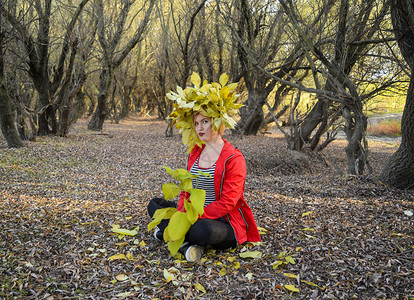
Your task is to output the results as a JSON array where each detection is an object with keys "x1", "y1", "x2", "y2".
[
  {"x1": 285, "y1": 256, "x2": 295, "y2": 264},
  {"x1": 116, "y1": 274, "x2": 129, "y2": 281},
  {"x1": 191, "y1": 72, "x2": 201, "y2": 87},
  {"x1": 257, "y1": 226, "x2": 269, "y2": 233},
  {"x1": 163, "y1": 268, "x2": 176, "y2": 283},
  {"x1": 194, "y1": 283, "x2": 206, "y2": 293},
  {"x1": 148, "y1": 207, "x2": 177, "y2": 231},
  {"x1": 239, "y1": 250, "x2": 262, "y2": 259},
  {"x1": 179, "y1": 178, "x2": 193, "y2": 193},
  {"x1": 108, "y1": 253, "x2": 127, "y2": 260},
  {"x1": 304, "y1": 234, "x2": 316, "y2": 239},
  {"x1": 272, "y1": 260, "x2": 286, "y2": 269},
  {"x1": 233, "y1": 261, "x2": 241, "y2": 269},
  {"x1": 115, "y1": 241, "x2": 129, "y2": 247},
  {"x1": 392, "y1": 232, "x2": 406, "y2": 237},
  {"x1": 283, "y1": 273, "x2": 298, "y2": 279},
  {"x1": 168, "y1": 211, "x2": 191, "y2": 242},
  {"x1": 285, "y1": 284, "x2": 299, "y2": 293},
  {"x1": 219, "y1": 73, "x2": 229, "y2": 87},
  {"x1": 139, "y1": 240, "x2": 146, "y2": 248},
  {"x1": 111, "y1": 228, "x2": 138, "y2": 236},
  {"x1": 184, "y1": 200, "x2": 199, "y2": 224},
  {"x1": 189, "y1": 188, "x2": 206, "y2": 216},
  {"x1": 301, "y1": 280, "x2": 322, "y2": 289},
  {"x1": 302, "y1": 211, "x2": 313, "y2": 217},
  {"x1": 219, "y1": 268, "x2": 227, "y2": 276},
  {"x1": 116, "y1": 291, "x2": 131, "y2": 298},
  {"x1": 301, "y1": 227, "x2": 315, "y2": 231},
  {"x1": 167, "y1": 237, "x2": 185, "y2": 256},
  {"x1": 162, "y1": 183, "x2": 180, "y2": 200},
  {"x1": 226, "y1": 82, "x2": 238, "y2": 90},
  {"x1": 227, "y1": 256, "x2": 236, "y2": 263}
]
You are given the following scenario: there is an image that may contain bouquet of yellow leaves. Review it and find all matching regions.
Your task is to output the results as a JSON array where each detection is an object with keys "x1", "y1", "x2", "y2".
[{"x1": 148, "y1": 167, "x2": 210, "y2": 256}]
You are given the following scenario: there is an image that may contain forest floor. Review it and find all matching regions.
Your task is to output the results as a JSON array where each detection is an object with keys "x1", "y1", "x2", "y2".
[{"x1": 0, "y1": 117, "x2": 413, "y2": 299}]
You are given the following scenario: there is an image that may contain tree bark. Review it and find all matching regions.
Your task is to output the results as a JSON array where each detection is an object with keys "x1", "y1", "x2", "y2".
[
  {"x1": 0, "y1": 87, "x2": 24, "y2": 148},
  {"x1": 380, "y1": 0, "x2": 414, "y2": 189},
  {"x1": 0, "y1": 13, "x2": 24, "y2": 148},
  {"x1": 88, "y1": 67, "x2": 112, "y2": 131},
  {"x1": 380, "y1": 76, "x2": 414, "y2": 189}
]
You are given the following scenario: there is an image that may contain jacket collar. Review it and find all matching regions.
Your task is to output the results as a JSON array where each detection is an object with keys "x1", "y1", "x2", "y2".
[
  {"x1": 191, "y1": 139, "x2": 236, "y2": 161},
  {"x1": 219, "y1": 139, "x2": 237, "y2": 160}
]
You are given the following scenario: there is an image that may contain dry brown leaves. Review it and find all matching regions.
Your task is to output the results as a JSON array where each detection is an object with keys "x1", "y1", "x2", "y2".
[{"x1": 0, "y1": 117, "x2": 413, "y2": 299}]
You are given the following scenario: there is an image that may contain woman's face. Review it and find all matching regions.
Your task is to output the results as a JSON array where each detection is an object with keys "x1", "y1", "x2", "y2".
[{"x1": 194, "y1": 113, "x2": 219, "y2": 143}]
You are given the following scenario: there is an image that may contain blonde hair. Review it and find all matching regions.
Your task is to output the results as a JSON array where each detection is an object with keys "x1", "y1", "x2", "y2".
[{"x1": 217, "y1": 123, "x2": 226, "y2": 136}]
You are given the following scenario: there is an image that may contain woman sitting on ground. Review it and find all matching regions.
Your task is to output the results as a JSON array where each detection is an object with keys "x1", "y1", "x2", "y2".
[{"x1": 147, "y1": 73, "x2": 260, "y2": 262}]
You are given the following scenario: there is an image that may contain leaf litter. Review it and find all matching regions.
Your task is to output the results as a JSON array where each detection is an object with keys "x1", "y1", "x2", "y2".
[{"x1": 0, "y1": 117, "x2": 413, "y2": 299}]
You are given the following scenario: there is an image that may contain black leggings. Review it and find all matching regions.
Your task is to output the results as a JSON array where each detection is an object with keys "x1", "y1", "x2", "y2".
[{"x1": 147, "y1": 198, "x2": 237, "y2": 250}]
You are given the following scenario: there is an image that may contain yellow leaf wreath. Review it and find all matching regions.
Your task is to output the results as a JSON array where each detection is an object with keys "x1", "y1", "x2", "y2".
[{"x1": 167, "y1": 72, "x2": 242, "y2": 152}]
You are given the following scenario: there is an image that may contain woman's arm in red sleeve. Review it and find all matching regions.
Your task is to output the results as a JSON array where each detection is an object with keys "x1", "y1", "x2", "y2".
[{"x1": 200, "y1": 153, "x2": 246, "y2": 219}]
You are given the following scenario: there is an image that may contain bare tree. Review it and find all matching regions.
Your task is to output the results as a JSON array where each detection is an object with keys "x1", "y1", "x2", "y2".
[
  {"x1": 0, "y1": 8, "x2": 24, "y2": 147},
  {"x1": 380, "y1": 0, "x2": 414, "y2": 189},
  {"x1": 231, "y1": 0, "x2": 402, "y2": 175},
  {"x1": 220, "y1": 0, "x2": 314, "y2": 136},
  {"x1": 232, "y1": 0, "x2": 291, "y2": 135},
  {"x1": 0, "y1": 0, "x2": 91, "y2": 136},
  {"x1": 87, "y1": 0, "x2": 156, "y2": 131},
  {"x1": 148, "y1": 0, "x2": 207, "y2": 136},
  {"x1": 277, "y1": 0, "x2": 394, "y2": 174}
]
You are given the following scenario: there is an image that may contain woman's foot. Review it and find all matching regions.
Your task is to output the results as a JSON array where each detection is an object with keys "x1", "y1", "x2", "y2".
[
  {"x1": 180, "y1": 242, "x2": 204, "y2": 262},
  {"x1": 153, "y1": 227, "x2": 163, "y2": 241}
]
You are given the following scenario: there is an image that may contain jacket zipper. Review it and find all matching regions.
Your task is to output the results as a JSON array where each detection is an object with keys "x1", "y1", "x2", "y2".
[
  {"x1": 238, "y1": 208, "x2": 249, "y2": 233},
  {"x1": 220, "y1": 154, "x2": 250, "y2": 244},
  {"x1": 220, "y1": 154, "x2": 238, "y2": 243},
  {"x1": 219, "y1": 154, "x2": 234, "y2": 198}
]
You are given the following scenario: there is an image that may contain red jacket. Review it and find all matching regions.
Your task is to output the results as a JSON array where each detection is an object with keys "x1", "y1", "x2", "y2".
[{"x1": 177, "y1": 139, "x2": 261, "y2": 245}]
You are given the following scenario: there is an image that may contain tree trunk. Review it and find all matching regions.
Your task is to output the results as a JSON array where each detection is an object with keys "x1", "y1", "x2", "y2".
[
  {"x1": 0, "y1": 86, "x2": 25, "y2": 148},
  {"x1": 380, "y1": 0, "x2": 414, "y2": 189},
  {"x1": 0, "y1": 20, "x2": 24, "y2": 148},
  {"x1": 298, "y1": 100, "x2": 326, "y2": 145},
  {"x1": 35, "y1": 80, "x2": 51, "y2": 136},
  {"x1": 88, "y1": 68, "x2": 111, "y2": 131},
  {"x1": 380, "y1": 75, "x2": 414, "y2": 189},
  {"x1": 237, "y1": 91, "x2": 266, "y2": 135},
  {"x1": 343, "y1": 107, "x2": 368, "y2": 174}
]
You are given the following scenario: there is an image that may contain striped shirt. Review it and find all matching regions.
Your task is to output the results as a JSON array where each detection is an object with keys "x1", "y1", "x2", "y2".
[{"x1": 190, "y1": 157, "x2": 226, "y2": 222}]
